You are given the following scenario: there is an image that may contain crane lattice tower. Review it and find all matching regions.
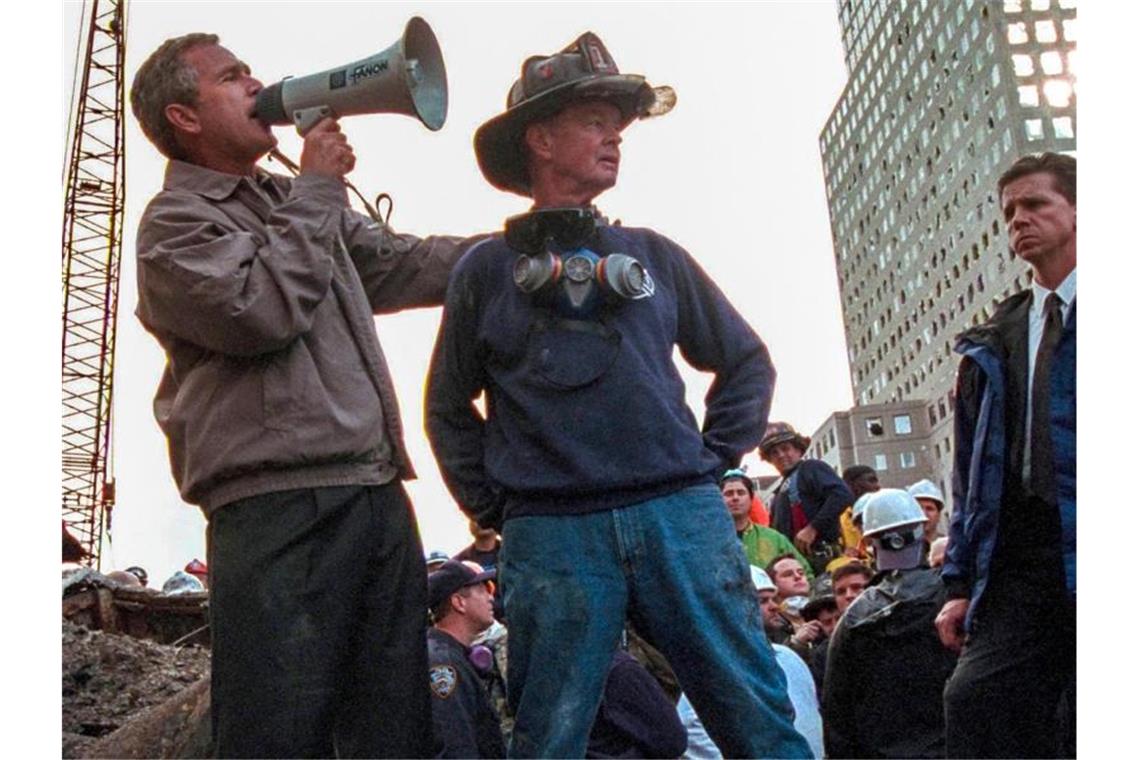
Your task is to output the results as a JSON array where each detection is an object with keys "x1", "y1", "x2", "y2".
[{"x1": 62, "y1": 0, "x2": 128, "y2": 567}]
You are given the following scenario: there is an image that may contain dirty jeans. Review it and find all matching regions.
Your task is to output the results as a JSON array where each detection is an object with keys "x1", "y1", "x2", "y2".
[
  {"x1": 208, "y1": 484, "x2": 434, "y2": 758},
  {"x1": 500, "y1": 483, "x2": 812, "y2": 759}
]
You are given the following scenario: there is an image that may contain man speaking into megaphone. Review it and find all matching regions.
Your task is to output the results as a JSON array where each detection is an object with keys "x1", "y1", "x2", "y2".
[{"x1": 130, "y1": 29, "x2": 466, "y2": 758}]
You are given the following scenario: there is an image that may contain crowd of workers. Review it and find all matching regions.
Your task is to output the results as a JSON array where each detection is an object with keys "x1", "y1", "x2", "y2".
[{"x1": 121, "y1": 19, "x2": 1076, "y2": 760}]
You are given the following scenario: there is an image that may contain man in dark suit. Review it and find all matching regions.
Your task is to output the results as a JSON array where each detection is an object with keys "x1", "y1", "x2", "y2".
[{"x1": 937, "y1": 152, "x2": 1076, "y2": 758}]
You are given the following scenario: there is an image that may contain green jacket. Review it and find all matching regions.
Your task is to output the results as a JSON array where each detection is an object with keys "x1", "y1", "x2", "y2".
[{"x1": 739, "y1": 523, "x2": 814, "y2": 578}]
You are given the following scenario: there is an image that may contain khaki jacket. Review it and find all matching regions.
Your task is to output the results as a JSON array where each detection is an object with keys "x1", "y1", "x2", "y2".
[{"x1": 136, "y1": 160, "x2": 467, "y2": 513}]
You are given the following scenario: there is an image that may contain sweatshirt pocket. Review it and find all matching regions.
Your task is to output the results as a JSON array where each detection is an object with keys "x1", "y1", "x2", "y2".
[{"x1": 525, "y1": 317, "x2": 621, "y2": 389}]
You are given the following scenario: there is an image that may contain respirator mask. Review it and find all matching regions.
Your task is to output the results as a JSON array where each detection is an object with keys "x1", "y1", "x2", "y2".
[{"x1": 504, "y1": 207, "x2": 655, "y2": 318}]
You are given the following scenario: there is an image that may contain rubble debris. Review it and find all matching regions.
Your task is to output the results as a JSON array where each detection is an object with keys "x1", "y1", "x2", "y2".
[
  {"x1": 86, "y1": 676, "x2": 212, "y2": 759},
  {"x1": 63, "y1": 568, "x2": 210, "y2": 647},
  {"x1": 62, "y1": 620, "x2": 210, "y2": 759}
]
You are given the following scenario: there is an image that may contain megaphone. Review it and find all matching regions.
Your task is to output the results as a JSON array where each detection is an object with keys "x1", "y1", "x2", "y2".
[{"x1": 256, "y1": 16, "x2": 447, "y2": 134}]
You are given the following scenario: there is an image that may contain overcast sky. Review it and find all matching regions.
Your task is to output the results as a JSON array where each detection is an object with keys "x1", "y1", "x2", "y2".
[{"x1": 62, "y1": 0, "x2": 855, "y2": 583}]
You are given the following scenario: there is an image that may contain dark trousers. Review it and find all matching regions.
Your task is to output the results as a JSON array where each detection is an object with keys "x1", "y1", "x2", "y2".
[
  {"x1": 207, "y1": 484, "x2": 434, "y2": 758},
  {"x1": 943, "y1": 573, "x2": 1076, "y2": 759}
]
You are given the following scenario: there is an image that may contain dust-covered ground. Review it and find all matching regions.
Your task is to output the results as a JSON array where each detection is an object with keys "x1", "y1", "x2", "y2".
[{"x1": 62, "y1": 620, "x2": 210, "y2": 759}]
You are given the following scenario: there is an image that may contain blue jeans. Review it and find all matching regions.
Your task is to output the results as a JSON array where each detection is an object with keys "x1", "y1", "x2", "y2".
[{"x1": 500, "y1": 483, "x2": 812, "y2": 759}]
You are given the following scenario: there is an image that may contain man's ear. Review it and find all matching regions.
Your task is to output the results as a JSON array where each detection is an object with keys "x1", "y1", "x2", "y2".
[
  {"x1": 450, "y1": 591, "x2": 466, "y2": 616},
  {"x1": 164, "y1": 102, "x2": 201, "y2": 137},
  {"x1": 524, "y1": 122, "x2": 553, "y2": 163}
]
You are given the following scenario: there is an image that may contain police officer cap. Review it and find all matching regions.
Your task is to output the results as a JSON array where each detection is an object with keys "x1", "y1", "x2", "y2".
[{"x1": 428, "y1": 560, "x2": 496, "y2": 609}]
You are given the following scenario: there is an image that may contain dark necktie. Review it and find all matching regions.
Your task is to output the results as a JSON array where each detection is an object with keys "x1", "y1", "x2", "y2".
[{"x1": 1029, "y1": 292, "x2": 1063, "y2": 503}]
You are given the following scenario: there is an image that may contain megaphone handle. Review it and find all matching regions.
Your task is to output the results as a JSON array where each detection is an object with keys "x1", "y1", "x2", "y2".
[{"x1": 294, "y1": 106, "x2": 333, "y2": 135}]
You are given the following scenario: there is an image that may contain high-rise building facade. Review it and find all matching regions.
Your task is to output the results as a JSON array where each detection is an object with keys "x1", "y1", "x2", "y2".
[
  {"x1": 819, "y1": 0, "x2": 1076, "y2": 494},
  {"x1": 805, "y1": 400, "x2": 942, "y2": 491}
]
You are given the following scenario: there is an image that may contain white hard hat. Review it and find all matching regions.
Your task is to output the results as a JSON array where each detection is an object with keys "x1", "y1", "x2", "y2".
[
  {"x1": 907, "y1": 478, "x2": 945, "y2": 506},
  {"x1": 852, "y1": 492, "x2": 874, "y2": 525},
  {"x1": 161, "y1": 570, "x2": 205, "y2": 596},
  {"x1": 750, "y1": 565, "x2": 776, "y2": 593},
  {"x1": 861, "y1": 489, "x2": 926, "y2": 539}
]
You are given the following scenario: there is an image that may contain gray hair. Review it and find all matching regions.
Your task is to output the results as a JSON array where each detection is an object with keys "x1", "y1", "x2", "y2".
[{"x1": 130, "y1": 33, "x2": 219, "y2": 160}]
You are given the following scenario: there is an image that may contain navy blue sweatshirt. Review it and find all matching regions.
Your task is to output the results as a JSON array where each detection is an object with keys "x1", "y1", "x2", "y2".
[{"x1": 425, "y1": 222, "x2": 775, "y2": 528}]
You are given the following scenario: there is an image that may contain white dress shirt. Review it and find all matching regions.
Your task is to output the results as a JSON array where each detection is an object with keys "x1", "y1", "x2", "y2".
[{"x1": 1022, "y1": 268, "x2": 1076, "y2": 482}]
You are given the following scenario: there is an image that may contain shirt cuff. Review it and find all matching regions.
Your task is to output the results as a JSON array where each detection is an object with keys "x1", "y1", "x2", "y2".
[{"x1": 289, "y1": 174, "x2": 350, "y2": 209}]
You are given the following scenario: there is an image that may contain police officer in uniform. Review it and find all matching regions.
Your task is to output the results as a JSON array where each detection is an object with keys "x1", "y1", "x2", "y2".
[{"x1": 427, "y1": 560, "x2": 507, "y2": 758}]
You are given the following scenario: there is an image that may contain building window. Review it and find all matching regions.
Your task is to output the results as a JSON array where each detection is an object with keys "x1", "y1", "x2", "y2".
[
  {"x1": 1035, "y1": 20, "x2": 1058, "y2": 43},
  {"x1": 874, "y1": 453, "x2": 889, "y2": 471},
  {"x1": 1029, "y1": 0, "x2": 1051, "y2": 9},
  {"x1": 1025, "y1": 118, "x2": 1045, "y2": 141},
  {"x1": 900, "y1": 451, "x2": 917, "y2": 468},
  {"x1": 867, "y1": 417, "x2": 885, "y2": 437},
  {"x1": 1062, "y1": 18, "x2": 1077, "y2": 41},
  {"x1": 928, "y1": 405, "x2": 938, "y2": 426},
  {"x1": 1017, "y1": 85, "x2": 1039, "y2": 107},
  {"x1": 938, "y1": 399, "x2": 948, "y2": 419},
  {"x1": 1043, "y1": 79, "x2": 1072, "y2": 108},
  {"x1": 894, "y1": 414, "x2": 913, "y2": 435},
  {"x1": 1012, "y1": 55, "x2": 1034, "y2": 77},
  {"x1": 1052, "y1": 117, "x2": 1075, "y2": 139},
  {"x1": 1007, "y1": 23, "x2": 1028, "y2": 45},
  {"x1": 1040, "y1": 51, "x2": 1064, "y2": 76}
]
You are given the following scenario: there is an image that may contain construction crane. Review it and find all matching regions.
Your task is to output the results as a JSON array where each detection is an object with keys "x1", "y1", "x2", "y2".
[{"x1": 62, "y1": 0, "x2": 128, "y2": 568}]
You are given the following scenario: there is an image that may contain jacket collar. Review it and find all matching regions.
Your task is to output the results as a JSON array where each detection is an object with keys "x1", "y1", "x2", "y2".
[
  {"x1": 163, "y1": 159, "x2": 278, "y2": 202},
  {"x1": 955, "y1": 289, "x2": 1033, "y2": 357},
  {"x1": 428, "y1": 626, "x2": 470, "y2": 653}
]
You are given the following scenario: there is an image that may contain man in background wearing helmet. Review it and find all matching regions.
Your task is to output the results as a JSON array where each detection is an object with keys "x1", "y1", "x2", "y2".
[
  {"x1": 426, "y1": 32, "x2": 808, "y2": 759},
  {"x1": 937, "y1": 153, "x2": 1076, "y2": 758},
  {"x1": 761, "y1": 423, "x2": 855, "y2": 573},
  {"x1": 907, "y1": 478, "x2": 946, "y2": 551},
  {"x1": 822, "y1": 490, "x2": 958, "y2": 759}
]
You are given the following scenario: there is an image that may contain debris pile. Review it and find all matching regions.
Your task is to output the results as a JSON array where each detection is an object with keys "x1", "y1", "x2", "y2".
[{"x1": 62, "y1": 620, "x2": 209, "y2": 759}]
